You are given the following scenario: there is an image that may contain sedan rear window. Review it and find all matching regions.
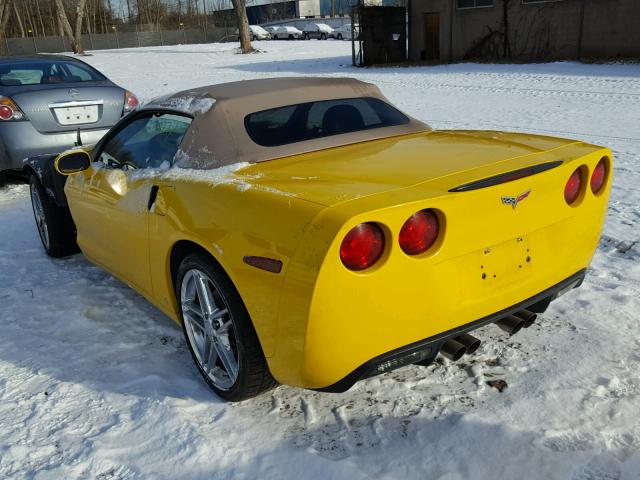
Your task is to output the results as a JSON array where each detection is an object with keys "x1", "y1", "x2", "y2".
[
  {"x1": 244, "y1": 97, "x2": 410, "y2": 147},
  {"x1": 0, "y1": 60, "x2": 106, "y2": 86}
]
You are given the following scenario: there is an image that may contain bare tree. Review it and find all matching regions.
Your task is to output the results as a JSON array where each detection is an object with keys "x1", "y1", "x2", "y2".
[
  {"x1": 230, "y1": 0, "x2": 252, "y2": 53},
  {"x1": 138, "y1": 0, "x2": 166, "y2": 30},
  {"x1": 0, "y1": 0, "x2": 11, "y2": 40},
  {"x1": 73, "y1": 0, "x2": 88, "y2": 50},
  {"x1": 54, "y1": 0, "x2": 82, "y2": 53},
  {"x1": 34, "y1": 0, "x2": 47, "y2": 37},
  {"x1": 13, "y1": 0, "x2": 26, "y2": 37}
]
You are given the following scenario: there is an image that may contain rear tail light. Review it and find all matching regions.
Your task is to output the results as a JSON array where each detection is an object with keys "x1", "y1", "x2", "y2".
[
  {"x1": 124, "y1": 90, "x2": 140, "y2": 113},
  {"x1": 564, "y1": 168, "x2": 583, "y2": 205},
  {"x1": 399, "y1": 209, "x2": 439, "y2": 255},
  {"x1": 0, "y1": 96, "x2": 26, "y2": 121},
  {"x1": 340, "y1": 223, "x2": 385, "y2": 271},
  {"x1": 590, "y1": 158, "x2": 608, "y2": 194}
]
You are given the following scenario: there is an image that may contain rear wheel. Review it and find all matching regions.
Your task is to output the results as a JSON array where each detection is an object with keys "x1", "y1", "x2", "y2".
[
  {"x1": 288, "y1": 34, "x2": 294, "y2": 40},
  {"x1": 177, "y1": 252, "x2": 276, "y2": 401},
  {"x1": 29, "y1": 176, "x2": 79, "y2": 258}
]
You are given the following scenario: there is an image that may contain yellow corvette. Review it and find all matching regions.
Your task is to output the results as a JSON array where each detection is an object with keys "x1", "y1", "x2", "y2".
[{"x1": 26, "y1": 78, "x2": 612, "y2": 401}]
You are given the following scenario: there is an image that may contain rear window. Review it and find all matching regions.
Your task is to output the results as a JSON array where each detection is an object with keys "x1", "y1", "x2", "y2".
[
  {"x1": 245, "y1": 97, "x2": 410, "y2": 147},
  {"x1": 0, "y1": 60, "x2": 106, "y2": 86}
]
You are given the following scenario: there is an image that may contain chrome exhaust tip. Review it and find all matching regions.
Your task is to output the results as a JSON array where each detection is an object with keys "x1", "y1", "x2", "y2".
[
  {"x1": 440, "y1": 339, "x2": 467, "y2": 362},
  {"x1": 454, "y1": 333, "x2": 481, "y2": 354},
  {"x1": 495, "y1": 314, "x2": 525, "y2": 335}
]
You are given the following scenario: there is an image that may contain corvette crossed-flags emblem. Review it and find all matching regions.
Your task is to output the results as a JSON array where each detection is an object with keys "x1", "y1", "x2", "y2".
[{"x1": 501, "y1": 190, "x2": 532, "y2": 209}]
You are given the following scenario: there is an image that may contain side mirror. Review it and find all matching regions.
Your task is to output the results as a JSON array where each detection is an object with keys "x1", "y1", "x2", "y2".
[{"x1": 55, "y1": 150, "x2": 92, "y2": 175}]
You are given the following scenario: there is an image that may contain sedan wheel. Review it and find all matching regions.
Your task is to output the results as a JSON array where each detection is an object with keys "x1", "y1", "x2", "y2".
[
  {"x1": 181, "y1": 268, "x2": 239, "y2": 391},
  {"x1": 31, "y1": 182, "x2": 50, "y2": 250},
  {"x1": 177, "y1": 252, "x2": 276, "y2": 401},
  {"x1": 29, "y1": 175, "x2": 79, "y2": 258}
]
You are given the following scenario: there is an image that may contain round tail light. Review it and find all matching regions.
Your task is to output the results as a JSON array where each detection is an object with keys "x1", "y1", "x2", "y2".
[
  {"x1": 590, "y1": 158, "x2": 607, "y2": 194},
  {"x1": 399, "y1": 209, "x2": 439, "y2": 255},
  {"x1": 564, "y1": 168, "x2": 583, "y2": 205},
  {"x1": 340, "y1": 223, "x2": 385, "y2": 271},
  {"x1": 124, "y1": 90, "x2": 140, "y2": 112},
  {"x1": 0, "y1": 105, "x2": 14, "y2": 121}
]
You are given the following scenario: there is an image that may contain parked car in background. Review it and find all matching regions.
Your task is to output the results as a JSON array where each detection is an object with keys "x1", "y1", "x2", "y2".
[
  {"x1": 331, "y1": 23, "x2": 357, "y2": 40},
  {"x1": 303, "y1": 23, "x2": 334, "y2": 40},
  {"x1": 249, "y1": 25, "x2": 271, "y2": 41},
  {"x1": 266, "y1": 26, "x2": 303, "y2": 40},
  {"x1": 0, "y1": 55, "x2": 138, "y2": 179}
]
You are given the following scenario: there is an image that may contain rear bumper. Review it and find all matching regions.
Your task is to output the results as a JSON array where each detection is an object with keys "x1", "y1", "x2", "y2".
[
  {"x1": 315, "y1": 268, "x2": 586, "y2": 393},
  {"x1": 0, "y1": 122, "x2": 110, "y2": 171}
]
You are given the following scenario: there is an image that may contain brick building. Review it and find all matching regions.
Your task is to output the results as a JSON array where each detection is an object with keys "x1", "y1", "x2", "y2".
[{"x1": 408, "y1": 0, "x2": 640, "y2": 62}]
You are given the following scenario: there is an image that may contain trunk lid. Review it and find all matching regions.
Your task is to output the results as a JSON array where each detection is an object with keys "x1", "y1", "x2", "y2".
[
  {"x1": 9, "y1": 83, "x2": 124, "y2": 134},
  {"x1": 243, "y1": 130, "x2": 582, "y2": 206}
]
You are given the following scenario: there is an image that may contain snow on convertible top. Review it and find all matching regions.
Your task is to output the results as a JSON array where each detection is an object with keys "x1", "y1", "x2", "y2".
[{"x1": 146, "y1": 93, "x2": 216, "y2": 115}]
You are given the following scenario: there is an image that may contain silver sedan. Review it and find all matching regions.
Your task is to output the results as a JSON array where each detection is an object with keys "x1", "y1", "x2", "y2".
[{"x1": 0, "y1": 55, "x2": 138, "y2": 180}]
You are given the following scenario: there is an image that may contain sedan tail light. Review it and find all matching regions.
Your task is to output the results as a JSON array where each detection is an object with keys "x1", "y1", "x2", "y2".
[
  {"x1": 564, "y1": 168, "x2": 583, "y2": 205},
  {"x1": 590, "y1": 158, "x2": 608, "y2": 194},
  {"x1": 340, "y1": 223, "x2": 385, "y2": 271},
  {"x1": 399, "y1": 209, "x2": 440, "y2": 255},
  {"x1": 124, "y1": 90, "x2": 140, "y2": 113},
  {"x1": 0, "y1": 96, "x2": 27, "y2": 121}
]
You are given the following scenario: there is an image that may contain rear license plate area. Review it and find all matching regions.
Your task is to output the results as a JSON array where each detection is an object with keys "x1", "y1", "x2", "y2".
[
  {"x1": 53, "y1": 105, "x2": 99, "y2": 125},
  {"x1": 478, "y1": 236, "x2": 533, "y2": 286}
]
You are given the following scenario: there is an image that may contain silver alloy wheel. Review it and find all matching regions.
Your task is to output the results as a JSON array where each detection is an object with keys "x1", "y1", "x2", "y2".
[
  {"x1": 31, "y1": 185, "x2": 50, "y2": 250},
  {"x1": 181, "y1": 269, "x2": 239, "y2": 391}
]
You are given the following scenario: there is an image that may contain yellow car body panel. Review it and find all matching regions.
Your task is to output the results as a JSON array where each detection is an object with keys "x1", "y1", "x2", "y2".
[{"x1": 62, "y1": 130, "x2": 612, "y2": 390}]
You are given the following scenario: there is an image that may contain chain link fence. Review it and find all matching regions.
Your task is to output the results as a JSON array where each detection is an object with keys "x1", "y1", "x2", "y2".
[{"x1": 0, "y1": 25, "x2": 239, "y2": 56}]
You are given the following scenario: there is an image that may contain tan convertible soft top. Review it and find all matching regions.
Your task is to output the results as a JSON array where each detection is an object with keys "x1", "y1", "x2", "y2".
[{"x1": 144, "y1": 77, "x2": 431, "y2": 169}]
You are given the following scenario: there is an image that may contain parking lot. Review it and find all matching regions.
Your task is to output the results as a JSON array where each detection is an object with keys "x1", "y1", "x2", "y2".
[{"x1": 1, "y1": 41, "x2": 639, "y2": 479}]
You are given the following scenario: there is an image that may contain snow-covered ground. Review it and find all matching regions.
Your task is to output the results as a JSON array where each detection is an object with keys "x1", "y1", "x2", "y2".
[{"x1": 1, "y1": 41, "x2": 639, "y2": 479}]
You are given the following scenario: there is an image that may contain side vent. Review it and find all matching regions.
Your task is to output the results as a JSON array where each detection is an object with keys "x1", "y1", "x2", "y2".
[{"x1": 243, "y1": 256, "x2": 283, "y2": 274}]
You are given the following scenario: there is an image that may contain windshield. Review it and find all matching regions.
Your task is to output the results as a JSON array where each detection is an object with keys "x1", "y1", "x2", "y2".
[
  {"x1": 0, "y1": 60, "x2": 106, "y2": 86},
  {"x1": 244, "y1": 97, "x2": 410, "y2": 147}
]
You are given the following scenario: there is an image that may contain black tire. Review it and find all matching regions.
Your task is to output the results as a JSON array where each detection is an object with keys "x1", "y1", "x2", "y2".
[
  {"x1": 288, "y1": 34, "x2": 293, "y2": 40},
  {"x1": 304, "y1": 33, "x2": 310, "y2": 40},
  {"x1": 320, "y1": 33, "x2": 327, "y2": 40},
  {"x1": 252, "y1": 35, "x2": 257, "y2": 41},
  {"x1": 29, "y1": 175, "x2": 79, "y2": 258},
  {"x1": 337, "y1": 33, "x2": 343, "y2": 40},
  {"x1": 176, "y1": 252, "x2": 276, "y2": 401}
]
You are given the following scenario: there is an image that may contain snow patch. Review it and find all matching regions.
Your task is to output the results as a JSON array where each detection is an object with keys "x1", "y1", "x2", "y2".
[
  {"x1": 2, "y1": 41, "x2": 640, "y2": 480},
  {"x1": 152, "y1": 93, "x2": 216, "y2": 115}
]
